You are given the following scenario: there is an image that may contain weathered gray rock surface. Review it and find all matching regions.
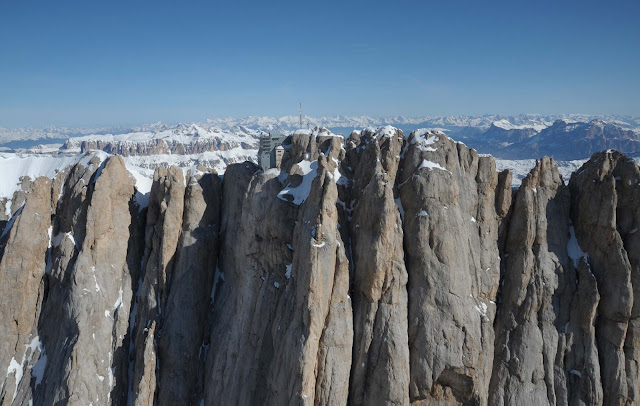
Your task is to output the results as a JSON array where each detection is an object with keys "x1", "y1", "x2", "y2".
[
  {"x1": 0, "y1": 177, "x2": 51, "y2": 406},
  {"x1": 0, "y1": 128, "x2": 639, "y2": 406},
  {"x1": 569, "y1": 151, "x2": 640, "y2": 406},
  {"x1": 490, "y1": 158, "x2": 582, "y2": 405},
  {"x1": 346, "y1": 127, "x2": 410, "y2": 406}
]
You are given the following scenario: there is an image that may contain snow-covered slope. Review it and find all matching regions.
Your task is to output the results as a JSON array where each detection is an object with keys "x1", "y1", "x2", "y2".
[
  {"x1": 492, "y1": 119, "x2": 549, "y2": 132},
  {"x1": 0, "y1": 151, "x2": 109, "y2": 200}
]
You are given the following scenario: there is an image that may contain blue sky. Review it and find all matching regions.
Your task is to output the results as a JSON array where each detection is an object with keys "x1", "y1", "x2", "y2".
[{"x1": 0, "y1": 0, "x2": 639, "y2": 127}]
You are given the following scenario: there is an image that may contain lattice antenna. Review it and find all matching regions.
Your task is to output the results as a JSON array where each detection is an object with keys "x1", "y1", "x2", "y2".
[{"x1": 299, "y1": 102, "x2": 303, "y2": 128}]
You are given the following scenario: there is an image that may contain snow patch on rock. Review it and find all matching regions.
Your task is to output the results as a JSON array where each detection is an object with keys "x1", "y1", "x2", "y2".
[{"x1": 277, "y1": 160, "x2": 318, "y2": 205}]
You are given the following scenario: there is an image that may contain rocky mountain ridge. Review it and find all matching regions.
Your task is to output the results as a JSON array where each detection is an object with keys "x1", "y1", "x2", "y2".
[
  {"x1": 0, "y1": 128, "x2": 639, "y2": 405},
  {"x1": 59, "y1": 124, "x2": 263, "y2": 157}
]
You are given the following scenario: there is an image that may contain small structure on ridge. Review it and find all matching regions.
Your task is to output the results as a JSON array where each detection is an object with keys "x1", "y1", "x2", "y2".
[{"x1": 258, "y1": 131, "x2": 286, "y2": 170}]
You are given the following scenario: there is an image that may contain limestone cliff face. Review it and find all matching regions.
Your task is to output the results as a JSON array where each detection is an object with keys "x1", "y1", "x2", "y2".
[
  {"x1": 397, "y1": 131, "x2": 504, "y2": 405},
  {"x1": 0, "y1": 177, "x2": 51, "y2": 406},
  {"x1": 156, "y1": 170, "x2": 222, "y2": 406},
  {"x1": 346, "y1": 127, "x2": 410, "y2": 406},
  {"x1": 569, "y1": 151, "x2": 640, "y2": 406},
  {"x1": 130, "y1": 166, "x2": 186, "y2": 406},
  {"x1": 28, "y1": 155, "x2": 136, "y2": 406},
  {"x1": 489, "y1": 158, "x2": 590, "y2": 405},
  {"x1": 205, "y1": 133, "x2": 353, "y2": 406},
  {"x1": 0, "y1": 130, "x2": 639, "y2": 406}
]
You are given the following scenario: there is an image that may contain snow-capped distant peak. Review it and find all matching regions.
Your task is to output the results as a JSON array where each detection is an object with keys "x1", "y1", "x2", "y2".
[
  {"x1": 556, "y1": 118, "x2": 578, "y2": 125},
  {"x1": 492, "y1": 119, "x2": 518, "y2": 130},
  {"x1": 492, "y1": 119, "x2": 547, "y2": 132}
]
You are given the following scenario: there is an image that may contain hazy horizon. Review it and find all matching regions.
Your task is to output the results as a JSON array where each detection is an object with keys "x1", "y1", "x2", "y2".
[{"x1": 2, "y1": 112, "x2": 640, "y2": 132}]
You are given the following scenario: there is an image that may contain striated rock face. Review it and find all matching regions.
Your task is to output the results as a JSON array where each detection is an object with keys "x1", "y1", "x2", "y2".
[
  {"x1": 398, "y1": 131, "x2": 504, "y2": 405},
  {"x1": 0, "y1": 177, "x2": 52, "y2": 406},
  {"x1": 489, "y1": 158, "x2": 576, "y2": 405},
  {"x1": 1, "y1": 128, "x2": 640, "y2": 406},
  {"x1": 32, "y1": 155, "x2": 136, "y2": 405},
  {"x1": 345, "y1": 127, "x2": 410, "y2": 406},
  {"x1": 129, "y1": 167, "x2": 224, "y2": 406},
  {"x1": 569, "y1": 151, "x2": 640, "y2": 406},
  {"x1": 130, "y1": 166, "x2": 186, "y2": 406},
  {"x1": 156, "y1": 170, "x2": 222, "y2": 405},
  {"x1": 205, "y1": 133, "x2": 353, "y2": 406},
  {"x1": 203, "y1": 162, "x2": 296, "y2": 404}
]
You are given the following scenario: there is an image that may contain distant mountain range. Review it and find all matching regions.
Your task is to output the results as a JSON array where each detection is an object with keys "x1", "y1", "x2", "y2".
[
  {"x1": 460, "y1": 119, "x2": 640, "y2": 160},
  {"x1": 199, "y1": 114, "x2": 640, "y2": 133},
  {"x1": 1, "y1": 114, "x2": 640, "y2": 160}
]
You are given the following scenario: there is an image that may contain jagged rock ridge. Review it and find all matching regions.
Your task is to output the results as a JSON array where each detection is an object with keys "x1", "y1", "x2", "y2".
[{"x1": 0, "y1": 127, "x2": 638, "y2": 406}]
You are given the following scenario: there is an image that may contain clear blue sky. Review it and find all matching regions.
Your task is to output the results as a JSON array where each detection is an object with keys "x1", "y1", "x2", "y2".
[{"x1": 1, "y1": 0, "x2": 639, "y2": 127}]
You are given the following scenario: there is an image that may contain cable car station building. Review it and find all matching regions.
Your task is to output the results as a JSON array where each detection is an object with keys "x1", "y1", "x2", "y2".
[{"x1": 257, "y1": 131, "x2": 286, "y2": 170}]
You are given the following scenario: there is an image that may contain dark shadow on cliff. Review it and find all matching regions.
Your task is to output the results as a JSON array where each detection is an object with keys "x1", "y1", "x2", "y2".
[
  {"x1": 110, "y1": 199, "x2": 146, "y2": 405},
  {"x1": 31, "y1": 162, "x2": 97, "y2": 405},
  {"x1": 156, "y1": 172, "x2": 222, "y2": 405}
]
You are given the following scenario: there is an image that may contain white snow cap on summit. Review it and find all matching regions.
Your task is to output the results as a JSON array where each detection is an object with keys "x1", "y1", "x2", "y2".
[
  {"x1": 492, "y1": 119, "x2": 547, "y2": 132},
  {"x1": 293, "y1": 126, "x2": 342, "y2": 139},
  {"x1": 0, "y1": 151, "x2": 108, "y2": 199},
  {"x1": 373, "y1": 125, "x2": 398, "y2": 138}
]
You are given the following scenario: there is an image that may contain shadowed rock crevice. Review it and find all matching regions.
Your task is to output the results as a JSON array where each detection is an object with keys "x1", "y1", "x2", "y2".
[
  {"x1": 130, "y1": 166, "x2": 185, "y2": 405},
  {"x1": 156, "y1": 171, "x2": 222, "y2": 406}
]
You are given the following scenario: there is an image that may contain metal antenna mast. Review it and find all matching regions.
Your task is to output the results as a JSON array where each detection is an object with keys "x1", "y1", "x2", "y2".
[{"x1": 299, "y1": 102, "x2": 303, "y2": 128}]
